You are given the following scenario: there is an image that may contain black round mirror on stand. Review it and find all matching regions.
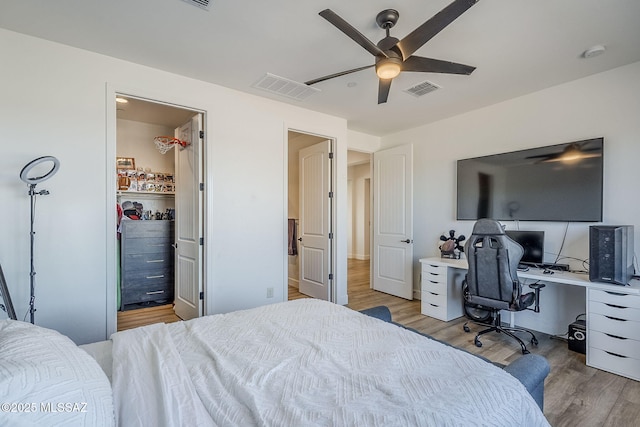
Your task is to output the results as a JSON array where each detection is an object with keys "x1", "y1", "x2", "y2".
[{"x1": 20, "y1": 156, "x2": 60, "y2": 324}]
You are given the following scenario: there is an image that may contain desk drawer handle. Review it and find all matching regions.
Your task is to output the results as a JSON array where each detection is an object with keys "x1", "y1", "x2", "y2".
[
  {"x1": 146, "y1": 275, "x2": 165, "y2": 279},
  {"x1": 604, "y1": 315, "x2": 626, "y2": 322},
  {"x1": 604, "y1": 291, "x2": 626, "y2": 296},
  {"x1": 604, "y1": 351, "x2": 628, "y2": 359},
  {"x1": 429, "y1": 292, "x2": 439, "y2": 296},
  {"x1": 146, "y1": 259, "x2": 165, "y2": 263},
  {"x1": 146, "y1": 290, "x2": 165, "y2": 295},
  {"x1": 604, "y1": 303, "x2": 627, "y2": 309},
  {"x1": 429, "y1": 273, "x2": 439, "y2": 276},
  {"x1": 429, "y1": 280, "x2": 439, "y2": 284},
  {"x1": 429, "y1": 303, "x2": 439, "y2": 307},
  {"x1": 604, "y1": 333, "x2": 628, "y2": 340}
]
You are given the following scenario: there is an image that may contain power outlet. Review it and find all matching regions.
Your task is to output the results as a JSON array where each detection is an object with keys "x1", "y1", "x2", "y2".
[{"x1": 266, "y1": 287, "x2": 274, "y2": 298}]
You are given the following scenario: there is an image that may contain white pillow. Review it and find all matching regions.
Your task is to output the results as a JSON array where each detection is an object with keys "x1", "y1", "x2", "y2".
[{"x1": 0, "y1": 320, "x2": 114, "y2": 427}]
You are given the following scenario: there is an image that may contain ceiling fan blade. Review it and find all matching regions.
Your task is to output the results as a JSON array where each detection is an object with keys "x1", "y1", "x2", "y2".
[
  {"x1": 378, "y1": 79, "x2": 392, "y2": 104},
  {"x1": 526, "y1": 154, "x2": 555, "y2": 160},
  {"x1": 396, "y1": 0, "x2": 479, "y2": 60},
  {"x1": 319, "y1": 9, "x2": 388, "y2": 58},
  {"x1": 305, "y1": 65, "x2": 374, "y2": 86},
  {"x1": 402, "y1": 56, "x2": 475, "y2": 75}
]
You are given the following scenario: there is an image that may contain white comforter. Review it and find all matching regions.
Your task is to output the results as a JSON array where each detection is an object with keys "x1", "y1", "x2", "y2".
[{"x1": 111, "y1": 299, "x2": 550, "y2": 427}]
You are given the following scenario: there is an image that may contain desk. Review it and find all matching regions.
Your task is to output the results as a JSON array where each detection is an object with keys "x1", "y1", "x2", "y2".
[{"x1": 419, "y1": 257, "x2": 640, "y2": 381}]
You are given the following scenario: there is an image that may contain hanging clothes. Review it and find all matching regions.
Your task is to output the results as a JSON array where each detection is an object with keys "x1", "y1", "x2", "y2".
[{"x1": 288, "y1": 219, "x2": 298, "y2": 256}]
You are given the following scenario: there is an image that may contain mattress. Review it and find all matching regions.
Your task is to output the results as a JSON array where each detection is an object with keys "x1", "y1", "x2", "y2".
[{"x1": 79, "y1": 340, "x2": 113, "y2": 382}]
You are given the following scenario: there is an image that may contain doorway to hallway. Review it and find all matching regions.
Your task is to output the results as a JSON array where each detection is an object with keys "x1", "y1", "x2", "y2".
[
  {"x1": 288, "y1": 149, "x2": 372, "y2": 302},
  {"x1": 289, "y1": 258, "x2": 370, "y2": 302}
]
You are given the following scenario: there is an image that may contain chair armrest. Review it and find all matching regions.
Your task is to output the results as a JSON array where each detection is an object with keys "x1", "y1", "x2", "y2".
[
  {"x1": 528, "y1": 283, "x2": 546, "y2": 312},
  {"x1": 503, "y1": 353, "x2": 550, "y2": 410}
]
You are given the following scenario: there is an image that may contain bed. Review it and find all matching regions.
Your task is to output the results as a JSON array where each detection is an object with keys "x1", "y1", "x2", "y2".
[{"x1": 1, "y1": 299, "x2": 550, "y2": 426}]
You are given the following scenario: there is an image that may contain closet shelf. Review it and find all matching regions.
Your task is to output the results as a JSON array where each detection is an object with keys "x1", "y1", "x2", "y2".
[{"x1": 117, "y1": 190, "x2": 175, "y2": 198}]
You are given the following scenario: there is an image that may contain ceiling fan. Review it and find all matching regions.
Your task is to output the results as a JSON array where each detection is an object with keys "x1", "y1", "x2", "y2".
[
  {"x1": 305, "y1": 0, "x2": 480, "y2": 104},
  {"x1": 526, "y1": 140, "x2": 603, "y2": 164}
]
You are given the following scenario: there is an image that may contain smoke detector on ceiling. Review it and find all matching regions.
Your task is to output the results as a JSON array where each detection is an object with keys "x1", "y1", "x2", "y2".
[
  {"x1": 582, "y1": 45, "x2": 606, "y2": 59},
  {"x1": 404, "y1": 80, "x2": 441, "y2": 98},
  {"x1": 181, "y1": 0, "x2": 210, "y2": 10}
]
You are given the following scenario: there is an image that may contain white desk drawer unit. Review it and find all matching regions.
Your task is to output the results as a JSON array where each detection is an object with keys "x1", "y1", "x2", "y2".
[
  {"x1": 587, "y1": 289, "x2": 640, "y2": 381},
  {"x1": 419, "y1": 256, "x2": 640, "y2": 381},
  {"x1": 420, "y1": 261, "x2": 463, "y2": 321}
]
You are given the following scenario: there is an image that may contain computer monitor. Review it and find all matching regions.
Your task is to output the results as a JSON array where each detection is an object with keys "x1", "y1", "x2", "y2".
[{"x1": 505, "y1": 230, "x2": 544, "y2": 265}]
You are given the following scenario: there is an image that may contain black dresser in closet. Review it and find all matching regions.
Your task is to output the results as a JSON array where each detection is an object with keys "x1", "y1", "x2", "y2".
[{"x1": 120, "y1": 220, "x2": 174, "y2": 310}]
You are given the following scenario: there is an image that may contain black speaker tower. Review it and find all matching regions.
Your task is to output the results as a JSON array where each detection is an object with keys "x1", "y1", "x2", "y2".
[{"x1": 589, "y1": 225, "x2": 634, "y2": 285}]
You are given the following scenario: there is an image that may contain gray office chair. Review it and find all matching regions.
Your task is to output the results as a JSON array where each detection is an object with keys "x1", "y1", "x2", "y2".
[{"x1": 462, "y1": 219, "x2": 544, "y2": 354}]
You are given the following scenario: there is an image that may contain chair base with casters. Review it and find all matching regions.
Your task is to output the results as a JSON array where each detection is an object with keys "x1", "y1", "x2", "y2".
[
  {"x1": 464, "y1": 310, "x2": 539, "y2": 355},
  {"x1": 463, "y1": 282, "x2": 545, "y2": 355}
]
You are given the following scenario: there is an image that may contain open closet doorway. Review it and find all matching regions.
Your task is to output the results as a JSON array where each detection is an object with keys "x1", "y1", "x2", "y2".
[
  {"x1": 115, "y1": 95, "x2": 205, "y2": 330},
  {"x1": 287, "y1": 131, "x2": 335, "y2": 301}
]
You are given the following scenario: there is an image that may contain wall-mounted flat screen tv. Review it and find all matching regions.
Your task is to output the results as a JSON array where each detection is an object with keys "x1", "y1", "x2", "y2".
[{"x1": 456, "y1": 137, "x2": 603, "y2": 222}]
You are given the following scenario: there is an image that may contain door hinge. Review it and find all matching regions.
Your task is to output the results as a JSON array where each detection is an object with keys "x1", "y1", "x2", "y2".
[
  {"x1": 199, "y1": 291, "x2": 204, "y2": 300},
  {"x1": 328, "y1": 191, "x2": 333, "y2": 198},
  {"x1": 328, "y1": 273, "x2": 334, "y2": 280},
  {"x1": 200, "y1": 182, "x2": 204, "y2": 191},
  {"x1": 329, "y1": 232, "x2": 333, "y2": 239},
  {"x1": 199, "y1": 130, "x2": 204, "y2": 139},
  {"x1": 199, "y1": 237, "x2": 204, "y2": 246},
  {"x1": 329, "y1": 152, "x2": 334, "y2": 159}
]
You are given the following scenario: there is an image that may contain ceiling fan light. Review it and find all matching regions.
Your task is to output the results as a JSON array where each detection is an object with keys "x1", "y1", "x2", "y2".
[{"x1": 376, "y1": 59, "x2": 402, "y2": 79}]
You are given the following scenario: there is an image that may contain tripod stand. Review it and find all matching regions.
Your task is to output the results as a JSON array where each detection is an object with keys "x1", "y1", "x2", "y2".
[{"x1": 20, "y1": 156, "x2": 60, "y2": 324}]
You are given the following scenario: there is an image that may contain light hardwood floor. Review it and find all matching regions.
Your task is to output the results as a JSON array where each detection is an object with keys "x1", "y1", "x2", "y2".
[
  {"x1": 117, "y1": 304, "x2": 181, "y2": 332},
  {"x1": 119, "y1": 259, "x2": 640, "y2": 426}
]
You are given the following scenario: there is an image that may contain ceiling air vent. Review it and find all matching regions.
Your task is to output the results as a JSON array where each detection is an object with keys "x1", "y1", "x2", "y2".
[
  {"x1": 252, "y1": 73, "x2": 320, "y2": 101},
  {"x1": 181, "y1": 0, "x2": 210, "y2": 10},
  {"x1": 404, "y1": 80, "x2": 440, "y2": 98}
]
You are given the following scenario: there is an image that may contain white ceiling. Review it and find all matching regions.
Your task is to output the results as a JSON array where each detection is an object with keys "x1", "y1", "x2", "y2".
[
  {"x1": 2, "y1": 0, "x2": 639, "y2": 136},
  {"x1": 116, "y1": 96, "x2": 197, "y2": 128}
]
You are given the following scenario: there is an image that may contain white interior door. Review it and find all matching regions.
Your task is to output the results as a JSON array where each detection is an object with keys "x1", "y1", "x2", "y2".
[
  {"x1": 372, "y1": 144, "x2": 413, "y2": 299},
  {"x1": 173, "y1": 114, "x2": 203, "y2": 320},
  {"x1": 298, "y1": 140, "x2": 332, "y2": 300}
]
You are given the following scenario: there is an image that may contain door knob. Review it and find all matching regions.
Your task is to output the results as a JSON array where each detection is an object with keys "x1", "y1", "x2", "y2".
[
  {"x1": 400, "y1": 239, "x2": 413, "y2": 243},
  {"x1": 297, "y1": 237, "x2": 302, "y2": 242}
]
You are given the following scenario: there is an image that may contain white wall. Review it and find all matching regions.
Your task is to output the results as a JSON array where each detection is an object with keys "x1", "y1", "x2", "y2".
[
  {"x1": 347, "y1": 129, "x2": 381, "y2": 152},
  {"x1": 347, "y1": 163, "x2": 371, "y2": 260},
  {"x1": 0, "y1": 29, "x2": 348, "y2": 344},
  {"x1": 116, "y1": 119, "x2": 175, "y2": 173},
  {"x1": 381, "y1": 61, "x2": 640, "y2": 295}
]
